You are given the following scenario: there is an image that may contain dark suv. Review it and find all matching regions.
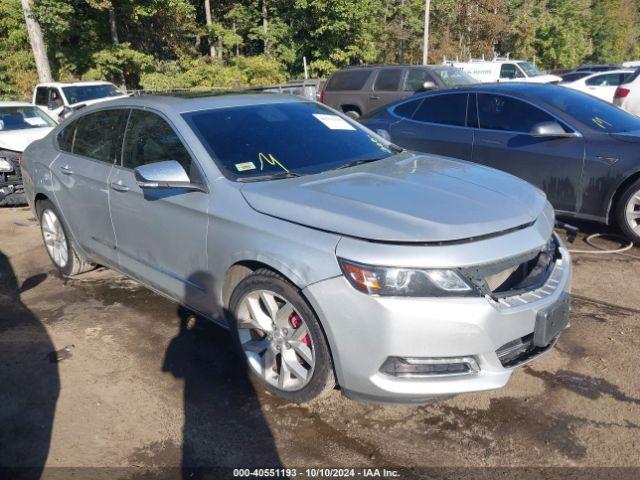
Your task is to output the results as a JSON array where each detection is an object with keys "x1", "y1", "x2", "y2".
[{"x1": 319, "y1": 65, "x2": 476, "y2": 118}]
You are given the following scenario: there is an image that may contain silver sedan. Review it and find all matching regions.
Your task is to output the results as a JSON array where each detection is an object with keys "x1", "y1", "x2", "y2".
[{"x1": 22, "y1": 94, "x2": 571, "y2": 404}]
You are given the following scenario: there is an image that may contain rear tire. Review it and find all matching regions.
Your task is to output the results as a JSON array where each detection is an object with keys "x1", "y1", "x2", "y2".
[
  {"x1": 615, "y1": 179, "x2": 640, "y2": 244},
  {"x1": 36, "y1": 199, "x2": 94, "y2": 277},
  {"x1": 228, "y1": 269, "x2": 335, "y2": 403}
]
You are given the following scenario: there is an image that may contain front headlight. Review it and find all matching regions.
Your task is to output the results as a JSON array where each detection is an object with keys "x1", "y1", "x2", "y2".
[
  {"x1": 338, "y1": 258, "x2": 477, "y2": 297},
  {"x1": 0, "y1": 157, "x2": 14, "y2": 172}
]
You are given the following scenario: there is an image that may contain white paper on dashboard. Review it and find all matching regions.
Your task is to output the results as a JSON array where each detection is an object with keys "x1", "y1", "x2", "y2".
[{"x1": 312, "y1": 114, "x2": 356, "y2": 131}]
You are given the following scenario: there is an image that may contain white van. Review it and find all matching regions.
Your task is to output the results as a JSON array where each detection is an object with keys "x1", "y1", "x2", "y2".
[{"x1": 444, "y1": 58, "x2": 561, "y2": 84}]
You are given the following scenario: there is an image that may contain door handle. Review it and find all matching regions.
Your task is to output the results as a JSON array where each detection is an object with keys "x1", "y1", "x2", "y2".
[
  {"x1": 369, "y1": 94, "x2": 380, "y2": 100},
  {"x1": 110, "y1": 181, "x2": 130, "y2": 192},
  {"x1": 58, "y1": 164, "x2": 73, "y2": 175}
]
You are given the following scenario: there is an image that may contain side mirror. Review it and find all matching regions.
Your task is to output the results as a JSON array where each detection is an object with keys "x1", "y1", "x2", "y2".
[
  {"x1": 529, "y1": 121, "x2": 574, "y2": 138},
  {"x1": 134, "y1": 160, "x2": 205, "y2": 192},
  {"x1": 419, "y1": 81, "x2": 436, "y2": 91}
]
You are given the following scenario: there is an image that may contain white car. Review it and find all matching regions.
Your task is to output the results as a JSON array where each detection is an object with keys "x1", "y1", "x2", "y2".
[
  {"x1": 444, "y1": 58, "x2": 561, "y2": 84},
  {"x1": 561, "y1": 69, "x2": 634, "y2": 103},
  {"x1": 0, "y1": 102, "x2": 56, "y2": 206},
  {"x1": 614, "y1": 69, "x2": 640, "y2": 116},
  {"x1": 32, "y1": 81, "x2": 128, "y2": 121}
]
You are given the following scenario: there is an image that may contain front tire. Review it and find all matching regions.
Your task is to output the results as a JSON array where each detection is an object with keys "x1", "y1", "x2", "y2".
[
  {"x1": 616, "y1": 179, "x2": 640, "y2": 244},
  {"x1": 228, "y1": 269, "x2": 335, "y2": 403},
  {"x1": 37, "y1": 200, "x2": 94, "y2": 276}
]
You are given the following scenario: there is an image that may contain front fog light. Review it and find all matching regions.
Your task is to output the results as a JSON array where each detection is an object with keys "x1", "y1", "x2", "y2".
[{"x1": 380, "y1": 356, "x2": 479, "y2": 377}]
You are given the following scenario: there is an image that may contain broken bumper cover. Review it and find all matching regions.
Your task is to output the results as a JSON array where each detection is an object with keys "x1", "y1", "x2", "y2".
[{"x1": 303, "y1": 236, "x2": 572, "y2": 404}]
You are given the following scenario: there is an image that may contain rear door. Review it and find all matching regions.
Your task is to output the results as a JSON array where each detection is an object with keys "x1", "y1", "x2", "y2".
[
  {"x1": 51, "y1": 109, "x2": 127, "y2": 263},
  {"x1": 108, "y1": 109, "x2": 210, "y2": 310},
  {"x1": 470, "y1": 93, "x2": 584, "y2": 212},
  {"x1": 584, "y1": 72, "x2": 631, "y2": 102},
  {"x1": 389, "y1": 93, "x2": 474, "y2": 160},
  {"x1": 321, "y1": 69, "x2": 371, "y2": 117},
  {"x1": 367, "y1": 68, "x2": 405, "y2": 113}
]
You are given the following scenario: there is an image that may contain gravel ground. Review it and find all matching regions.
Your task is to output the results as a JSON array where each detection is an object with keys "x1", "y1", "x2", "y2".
[{"x1": 1, "y1": 206, "x2": 639, "y2": 480}]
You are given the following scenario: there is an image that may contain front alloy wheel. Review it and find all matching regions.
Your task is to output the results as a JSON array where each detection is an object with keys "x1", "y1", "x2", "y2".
[
  {"x1": 41, "y1": 208, "x2": 69, "y2": 269},
  {"x1": 236, "y1": 289, "x2": 315, "y2": 391},
  {"x1": 229, "y1": 269, "x2": 335, "y2": 403}
]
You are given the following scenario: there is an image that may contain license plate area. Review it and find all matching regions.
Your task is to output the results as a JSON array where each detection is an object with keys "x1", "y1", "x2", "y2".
[{"x1": 534, "y1": 293, "x2": 571, "y2": 347}]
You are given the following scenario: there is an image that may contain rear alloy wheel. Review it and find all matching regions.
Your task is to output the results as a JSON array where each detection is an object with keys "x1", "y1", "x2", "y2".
[
  {"x1": 37, "y1": 200, "x2": 94, "y2": 277},
  {"x1": 229, "y1": 269, "x2": 335, "y2": 403},
  {"x1": 616, "y1": 179, "x2": 640, "y2": 244}
]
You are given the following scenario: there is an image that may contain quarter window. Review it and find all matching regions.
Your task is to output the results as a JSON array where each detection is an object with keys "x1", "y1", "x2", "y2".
[
  {"x1": 325, "y1": 70, "x2": 371, "y2": 91},
  {"x1": 122, "y1": 110, "x2": 193, "y2": 176},
  {"x1": 412, "y1": 94, "x2": 468, "y2": 127},
  {"x1": 73, "y1": 109, "x2": 128, "y2": 162},
  {"x1": 477, "y1": 94, "x2": 556, "y2": 132},
  {"x1": 393, "y1": 99, "x2": 423, "y2": 118},
  {"x1": 374, "y1": 69, "x2": 403, "y2": 91}
]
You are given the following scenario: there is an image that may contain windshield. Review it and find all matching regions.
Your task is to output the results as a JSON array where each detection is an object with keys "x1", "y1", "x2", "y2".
[
  {"x1": 518, "y1": 62, "x2": 542, "y2": 77},
  {"x1": 182, "y1": 102, "x2": 394, "y2": 179},
  {"x1": 532, "y1": 87, "x2": 640, "y2": 133},
  {"x1": 431, "y1": 68, "x2": 477, "y2": 86},
  {"x1": 62, "y1": 84, "x2": 121, "y2": 104},
  {"x1": 0, "y1": 106, "x2": 56, "y2": 131}
]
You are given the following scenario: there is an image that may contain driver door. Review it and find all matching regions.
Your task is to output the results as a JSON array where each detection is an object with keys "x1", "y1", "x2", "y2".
[
  {"x1": 108, "y1": 109, "x2": 211, "y2": 311},
  {"x1": 470, "y1": 93, "x2": 584, "y2": 212}
]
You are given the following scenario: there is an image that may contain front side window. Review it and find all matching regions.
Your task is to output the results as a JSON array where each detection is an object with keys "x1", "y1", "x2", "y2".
[
  {"x1": 412, "y1": 94, "x2": 468, "y2": 127},
  {"x1": 122, "y1": 110, "x2": 193, "y2": 176},
  {"x1": 57, "y1": 121, "x2": 77, "y2": 152},
  {"x1": 526, "y1": 87, "x2": 640, "y2": 133},
  {"x1": 325, "y1": 70, "x2": 371, "y2": 91},
  {"x1": 62, "y1": 84, "x2": 120, "y2": 105},
  {"x1": 586, "y1": 73, "x2": 630, "y2": 86},
  {"x1": 50, "y1": 89, "x2": 64, "y2": 109},
  {"x1": 0, "y1": 106, "x2": 56, "y2": 131},
  {"x1": 477, "y1": 94, "x2": 556, "y2": 133},
  {"x1": 403, "y1": 70, "x2": 434, "y2": 91},
  {"x1": 35, "y1": 87, "x2": 49, "y2": 106},
  {"x1": 500, "y1": 64, "x2": 523, "y2": 79},
  {"x1": 374, "y1": 69, "x2": 403, "y2": 91},
  {"x1": 182, "y1": 101, "x2": 393, "y2": 180},
  {"x1": 73, "y1": 109, "x2": 128, "y2": 162}
]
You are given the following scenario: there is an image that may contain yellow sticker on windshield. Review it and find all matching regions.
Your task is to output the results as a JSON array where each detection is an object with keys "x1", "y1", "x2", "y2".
[
  {"x1": 258, "y1": 153, "x2": 289, "y2": 172},
  {"x1": 235, "y1": 162, "x2": 256, "y2": 172}
]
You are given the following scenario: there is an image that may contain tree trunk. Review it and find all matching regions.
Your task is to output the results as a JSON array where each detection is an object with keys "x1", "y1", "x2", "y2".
[
  {"x1": 262, "y1": 0, "x2": 269, "y2": 55},
  {"x1": 204, "y1": 0, "x2": 216, "y2": 58},
  {"x1": 108, "y1": 6, "x2": 126, "y2": 90},
  {"x1": 20, "y1": 0, "x2": 53, "y2": 83}
]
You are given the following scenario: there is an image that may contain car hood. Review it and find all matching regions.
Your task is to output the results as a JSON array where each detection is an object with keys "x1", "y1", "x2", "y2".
[
  {"x1": 0, "y1": 127, "x2": 53, "y2": 152},
  {"x1": 240, "y1": 152, "x2": 548, "y2": 242}
]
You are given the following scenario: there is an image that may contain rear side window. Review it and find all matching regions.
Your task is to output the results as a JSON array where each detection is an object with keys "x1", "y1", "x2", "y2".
[
  {"x1": 73, "y1": 109, "x2": 128, "y2": 162},
  {"x1": 325, "y1": 70, "x2": 371, "y2": 91},
  {"x1": 393, "y1": 98, "x2": 423, "y2": 118},
  {"x1": 122, "y1": 110, "x2": 193, "y2": 176},
  {"x1": 412, "y1": 94, "x2": 468, "y2": 127},
  {"x1": 477, "y1": 94, "x2": 555, "y2": 132},
  {"x1": 374, "y1": 69, "x2": 403, "y2": 91},
  {"x1": 57, "y1": 121, "x2": 77, "y2": 152}
]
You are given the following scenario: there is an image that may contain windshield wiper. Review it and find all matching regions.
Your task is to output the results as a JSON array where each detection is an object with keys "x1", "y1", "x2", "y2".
[
  {"x1": 237, "y1": 171, "x2": 301, "y2": 182},
  {"x1": 329, "y1": 156, "x2": 390, "y2": 171}
]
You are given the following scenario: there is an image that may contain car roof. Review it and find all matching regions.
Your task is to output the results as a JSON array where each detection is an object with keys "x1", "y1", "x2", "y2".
[
  {"x1": 73, "y1": 93, "x2": 307, "y2": 116},
  {"x1": 0, "y1": 101, "x2": 35, "y2": 107},
  {"x1": 36, "y1": 81, "x2": 115, "y2": 88},
  {"x1": 341, "y1": 64, "x2": 456, "y2": 71}
]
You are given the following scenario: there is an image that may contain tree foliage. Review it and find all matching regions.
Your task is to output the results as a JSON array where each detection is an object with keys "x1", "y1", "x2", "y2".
[{"x1": 2, "y1": 0, "x2": 640, "y2": 99}]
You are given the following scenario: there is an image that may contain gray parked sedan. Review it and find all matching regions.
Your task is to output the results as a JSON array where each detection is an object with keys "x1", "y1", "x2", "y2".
[{"x1": 22, "y1": 94, "x2": 571, "y2": 404}]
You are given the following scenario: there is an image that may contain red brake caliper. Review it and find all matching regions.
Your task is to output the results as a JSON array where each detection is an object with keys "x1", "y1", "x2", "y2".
[{"x1": 289, "y1": 313, "x2": 311, "y2": 347}]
